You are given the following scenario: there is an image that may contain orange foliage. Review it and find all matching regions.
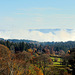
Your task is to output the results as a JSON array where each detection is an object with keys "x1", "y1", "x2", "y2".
[
  {"x1": 34, "y1": 66, "x2": 43, "y2": 75},
  {"x1": 28, "y1": 49, "x2": 33, "y2": 55},
  {"x1": 28, "y1": 48, "x2": 33, "y2": 52}
]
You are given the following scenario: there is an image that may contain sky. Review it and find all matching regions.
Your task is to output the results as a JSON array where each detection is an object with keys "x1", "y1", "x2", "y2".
[{"x1": 0, "y1": 0, "x2": 75, "y2": 42}]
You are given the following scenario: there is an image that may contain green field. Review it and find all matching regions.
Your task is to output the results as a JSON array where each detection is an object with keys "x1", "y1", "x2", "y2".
[
  {"x1": 50, "y1": 56, "x2": 63, "y2": 65},
  {"x1": 53, "y1": 62, "x2": 60, "y2": 65}
]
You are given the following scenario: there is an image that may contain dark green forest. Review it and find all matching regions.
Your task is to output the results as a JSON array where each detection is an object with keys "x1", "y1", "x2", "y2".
[{"x1": 0, "y1": 38, "x2": 75, "y2": 53}]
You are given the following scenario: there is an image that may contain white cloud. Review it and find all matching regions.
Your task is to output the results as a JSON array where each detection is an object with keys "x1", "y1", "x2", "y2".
[{"x1": 0, "y1": 29, "x2": 75, "y2": 42}]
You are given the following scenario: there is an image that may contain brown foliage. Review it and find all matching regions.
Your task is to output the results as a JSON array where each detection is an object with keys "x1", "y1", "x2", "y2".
[
  {"x1": 0, "y1": 44, "x2": 11, "y2": 75},
  {"x1": 0, "y1": 44, "x2": 11, "y2": 59}
]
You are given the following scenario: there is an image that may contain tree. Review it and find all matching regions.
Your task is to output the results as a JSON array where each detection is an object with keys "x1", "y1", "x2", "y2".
[
  {"x1": 68, "y1": 48, "x2": 75, "y2": 75},
  {"x1": 59, "y1": 50, "x2": 65, "y2": 56},
  {"x1": 32, "y1": 54, "x2": 52, "y2": 75},
  {"x1": 0, "y1": 44, "x2": 11, "y2": 75},
  {"x1": 6, "y1": 40, "x2": 10, "y2": 49},
  {"x1": 15, "y1": 51, "x2": 32, "y2": 74},
  {"x1": 62, "y1": 48, "x2": 75, "y2": 75}
]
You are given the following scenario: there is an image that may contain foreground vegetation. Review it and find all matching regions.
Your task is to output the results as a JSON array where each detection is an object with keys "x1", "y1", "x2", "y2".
[{"x1": 0, "y1": 40, "x2": 75, "y2": 75}]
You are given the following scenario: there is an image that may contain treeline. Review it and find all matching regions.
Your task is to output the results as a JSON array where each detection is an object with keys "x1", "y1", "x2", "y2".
[
  {"x1": 41, "y1": 41, "x2": 75, "y2": 52},
  {"x1": 0, "y1": 38, "x2": 75, "y2": 53},
  {"x1": 0, "y1": 40, "x2": 30, "y2": 52},
  {"x1": 0, "y1": 38, "x2": 38, "y2": 43}
]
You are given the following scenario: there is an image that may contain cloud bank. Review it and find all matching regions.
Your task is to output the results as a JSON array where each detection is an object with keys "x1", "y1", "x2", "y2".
[{"x1": 0, "y1": 29, "x2": 75, "y2": 42}]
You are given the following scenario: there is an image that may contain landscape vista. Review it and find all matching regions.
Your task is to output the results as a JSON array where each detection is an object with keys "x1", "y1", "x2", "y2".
[{"x1": 0, "y1": 0, "x2": 75, "y2": 75}]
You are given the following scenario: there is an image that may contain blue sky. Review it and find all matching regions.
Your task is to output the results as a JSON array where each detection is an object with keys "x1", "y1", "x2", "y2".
[{"x1": 0, "y1": 0, "x2": 75, "y2": 41}]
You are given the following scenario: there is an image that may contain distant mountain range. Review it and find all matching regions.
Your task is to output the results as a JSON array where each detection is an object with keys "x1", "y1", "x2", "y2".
[
  {"x1": 0, "y1": 38, "x2": 75, "y2": 45},
  {"x1": 0, "y1": 38, "x2": 39, "y2": 44}
]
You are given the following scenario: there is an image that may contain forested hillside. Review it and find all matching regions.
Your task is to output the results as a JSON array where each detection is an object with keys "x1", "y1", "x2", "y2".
[
  {"x1": 0, "y1": 39, "x2": 75, "y2": 75},
  {"x1": 0, "y1": 38, "x2": 75, "y2": 53}
]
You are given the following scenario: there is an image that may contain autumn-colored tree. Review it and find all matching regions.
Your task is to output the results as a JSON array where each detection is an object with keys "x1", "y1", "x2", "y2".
[
  {"x1": 15, "y1": 51, "x2": 32, "y2": 74},
  {"x1": 0, "y1": 44, "x2": 22, "y2": 75},
  {"x1": 28, "y1": 48, "x2": 33, "y2": 55},
  {"x1": 34, "y1": 66, "x2": 43, "y2": 75},
  {"x1": 0, "y1": 44, "x2": 11, "y2": 75},
  {"x1": 32, "y1": 54, "x2": 52, "y2": 75}
]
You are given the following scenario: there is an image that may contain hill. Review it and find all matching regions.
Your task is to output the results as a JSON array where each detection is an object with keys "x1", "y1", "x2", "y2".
[{"x1": 0, "y1": 38, "x2": 75, "y2": 52}]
